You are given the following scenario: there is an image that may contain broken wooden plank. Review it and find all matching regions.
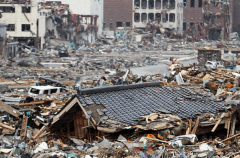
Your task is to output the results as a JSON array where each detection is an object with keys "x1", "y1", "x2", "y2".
[
  {"x1": 211, "y1": 113, "x2": 227, "y2": 132},
  {"x1": 230, "y1": 115, "x2": 236, "y2": 136},
  {"x1": 0, "y1": 100, "x2": 21, "y2": 117},
  {"x1": 222, "y1": 133, "x2": 240, "y2": 143},
  {"x1": 191, "y1": 117, "x2": 200, "y2": 134},
  {"x1": 20, "y1": 115, "x2": 28, "y2": 138},
  {"x1": 0, "y1": 122, "x2": 15, "y2": 131},
  {"x1": 186, "y1": 119, "x2": 192, "y2": 135},
  {"x1": 32, "y1": 126, "x2": 46, "y2": 139}
]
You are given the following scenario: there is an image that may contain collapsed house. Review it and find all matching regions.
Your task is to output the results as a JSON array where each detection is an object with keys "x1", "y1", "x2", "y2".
[
  {"x1": 38, "y1": 2, "x2": 99, "y2": 49},
  {"x1": 48, "y1": 82, "x2": 227, "y2": 141}
]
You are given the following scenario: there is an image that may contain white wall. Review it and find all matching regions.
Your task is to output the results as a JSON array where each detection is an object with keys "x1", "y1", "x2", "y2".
[{"x1": 0, "y1": 1, "x2": 38, "y2": 38}]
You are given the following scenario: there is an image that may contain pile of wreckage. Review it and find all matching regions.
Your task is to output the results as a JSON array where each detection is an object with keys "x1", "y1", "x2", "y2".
[{"x1": 0, "y1": 65, "x2": 240, "y2": 157}]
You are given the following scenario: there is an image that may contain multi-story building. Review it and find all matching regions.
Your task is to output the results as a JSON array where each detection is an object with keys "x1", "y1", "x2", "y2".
[
  {"x1": 103, "y1": 0, "x2": 132, "y2": 31},
  {"x1": 132, "y1": 0, "x2": 184, "y2": 34},
  {"x1": 183, "y1": 0, "x2": 233, "y2": 40},
  {"x1": 0, "y1": 0, "x2": 38, "y2": 47}
]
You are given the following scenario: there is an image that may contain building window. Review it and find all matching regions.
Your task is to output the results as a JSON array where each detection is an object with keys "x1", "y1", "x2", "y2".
[
  {"x1": 126, "y1": 22, "x2": 130, "y2": 27},
  {"x1": 142, "y1": 0, "x2": 147, "y2": 9},
  {"x1": 141, "y1": 13, "x2": 147, "y2": 22},
  {"x1": 169, "y1": 0, "x2": 175, "y2": 9},
  {"x1": 156, "y1": 13, "x2": 161, "y2": 21},
  {"x1": 156, "y1": 0, "x2": 161, "y2": 9},
  {"x1": 198, "y1": 0, "x2": 202, "y2": 7},
  {"x1": 109, "y1": 23, "x2": 113, "y2": 30},
  {"x1": 103, "y1": 23, "x2": 105, "y2": 30},
  {"x1": 169, "y1": 13, "x2": 175, "y2": 22},
  {"x1": 190, "y1": 22, "x2": 194, "y2": 28},
  {"x1": 148, "y1": 13, "x2": 154, "y2": 21},
  {"x1": 22, "y1": 24, "x2": 30, "y2": 31},
  {"x1": 183, "y1": 0, "x2": 187, "y2": 7},
  {"x1": 7, "y1": 24, "x2": 15, "y2": 31},
  {"x1": 134, "y1": 13, "x2": 140, "y2": 22},
  {"x1": 0, "y1": 6, "x2": 15, "y2": 13},
  {"x1": 149, "y1": 0, "x2": 154, "y2": 9},
  {"x1": 22, "y1": 7, "x2": 31, "y2": 13},
  {"x1": 163, "y1": 13, "x2": 168, "y2": 22},
  {"x1": 190, "y1": 0, "x2": 195, "y2": 7},
  {"x1": 116, "y1": 22, "x2": 123, "y2": 27},
  {"x1": 135, "y1": 0, "x2": 140, "y2": 8},
  {"x1": 183, "y1": 22, "x2": 186, "y2": 31}
]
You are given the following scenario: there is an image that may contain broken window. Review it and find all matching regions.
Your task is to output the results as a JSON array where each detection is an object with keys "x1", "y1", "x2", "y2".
[
  {"x1": 190, "y1": 22, "x2": 194, "y2": 27},
  {"x1": 183, "y1": 0, "x2": 187, "y2": 7},
  {"x1": 141, "y1": 13, "x2": 147, "y2": 22},
  {"x1": 163, "y1": 0, "x2": 168, "y2": 9},
  {"x1": 22, "y1": 24, "x2": 30, "y2": 31},
  {"x1": 183, "y1": 22, "x2": 186, "y2": 31},
  {"x1": 30, "y1": 88, "x2": 40, "y2": 94},
  {"x1": 149, "y1": 0, "x2": 154, "y2": 9},
  {"x1": 155, "y1": 13, "x2": 161, "y2": 20},
  {"x1": 22, "y1": 7, "x2": 31, "y2": 13},
  {"x1": 7, "y1": 24, "x2": 15, "y2": 31},
  {"x1": 44, "y1": 90, "x2": 49, "y2": 95},
  {"x1": 116, "y1": 22, "x2": 122, "y2": 27},
  {"x1": 135, "y1": 0, "x2": 140, "y2": 8},
  {"x1": 110, "y1": 23, "x2": 113, "y2": 30},
  {"x1": 50, "y1": 89, "x2": 58, "y2": 94},
  {"x1": 190, "y1": 0, "x2": 195, "y2": 7},
  {"x1": 163, "y1": 13, "x2": 168, "y2": 22},
  {"x1": 148, "y1": 13, "x2": 154, "y2": 21},
  {"x1": 126, "y1": 22, "x2": 130, "y2": 27},
  {"x1": 198, "y1": 0, "x2": 202, "y2": 7},
  {"x1": 169, "y1": 13, "x2": 175, "y2": 22},
  {"x1": 169, "y1": 0, "x2": 175, "y2": 9},
  {"x1": 156, "y1": 0, "x2": 161, "y2": 9},
  {"x1": 142, "y1": 0, "x2": 147, "y2": 9},
  {"x1": 134, "y1": 13, "x2": 140, "y2": 22},
  {"x1": 0, "y1": 6, "x2": 15, "y2": 13}
]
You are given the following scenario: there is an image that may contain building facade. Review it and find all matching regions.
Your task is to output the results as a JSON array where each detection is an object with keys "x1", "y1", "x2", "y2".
[
  {"x1": 132, "y1": 0, "x2": 183, "y2": 34},
  {"x1": 0, "y1": 0, "x2": 38, "y2": 46},
  {"x1": 183, "y1": 0, "x2": 233, "y2": 40},
  {"x1": 103, "y1": 0, "x2": 132, "y2": 32}
]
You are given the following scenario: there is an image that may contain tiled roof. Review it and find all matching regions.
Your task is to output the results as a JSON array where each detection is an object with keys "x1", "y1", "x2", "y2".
[{"x1": 78, "y1": 82, "x2": 225, "y2": 125}]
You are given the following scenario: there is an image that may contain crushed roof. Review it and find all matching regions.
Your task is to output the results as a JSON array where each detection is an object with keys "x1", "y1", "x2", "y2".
[{"x1": 78, "y1": 82, "x2": 225, "y2": 125}]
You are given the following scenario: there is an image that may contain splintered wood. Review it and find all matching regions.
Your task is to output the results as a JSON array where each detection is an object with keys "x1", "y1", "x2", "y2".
[{"x1": 20, "y1": 115, "x2": 28, "y2": 139}]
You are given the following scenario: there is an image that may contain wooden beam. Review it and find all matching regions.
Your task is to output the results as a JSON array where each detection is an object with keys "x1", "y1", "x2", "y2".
[
  {"x1": 186, "y1": 119, "x2": 192, "y2": 135},
  {"x1": 191, "y1": 117, "x2": 200, "y2": 134},
  {"x1": 0, "y1": 122, "x2": 15, "y2": 131},
  {"x1": 32, "y1": 126, "x2": 46, "y2": 139},
  {"x1": 230, "y1": 116, "x2": 236, "y2": 136},
  {"x1": 211, "y1": 113, "x2": 227, "y2": 132},
  {"x1": 20, "y1": 116, "x2": 28, "y2": 138},
  {"x1": 222, "y1": 133, "x2": 240, "y2": 143}
]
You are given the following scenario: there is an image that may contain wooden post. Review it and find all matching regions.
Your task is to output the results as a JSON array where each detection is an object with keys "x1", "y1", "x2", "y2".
[{"x1": 191, "y1": 117, "x2": 200, "y2": 134}]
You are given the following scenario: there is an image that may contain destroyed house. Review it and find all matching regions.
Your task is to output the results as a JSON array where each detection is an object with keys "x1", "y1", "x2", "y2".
[{"x1": 48, "y1": 82, "x2": 225, "y2": 140}]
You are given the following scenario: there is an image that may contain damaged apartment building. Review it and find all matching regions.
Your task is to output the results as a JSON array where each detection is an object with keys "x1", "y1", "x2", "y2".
[
  {"x1": 38, "y1": 1, "x2": 99, "y2": 48},
  {"x1": 133, "y1": 0, "x2": 184, "y2": 35},
  {"x1": 0, "y1": 0, "x2": 38, "y2": 47},
  {"x1": 183, "y1": 0, "x2": 233, "y2": 40}
]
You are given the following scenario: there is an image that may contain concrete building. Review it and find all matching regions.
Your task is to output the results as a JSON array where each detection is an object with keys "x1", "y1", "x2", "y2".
[
  {"x1": 132, "y1": 0, "x2": 184, "y2": 34},
  {"x1": 183, "y1": 0, "x2": 233, "y2": 40},
  {"x1": 48, "y1": 0, "x2": 104, "y2": 37},
  {"x1": 0, "y1": 0, "x2": 38, "y2": 47}
]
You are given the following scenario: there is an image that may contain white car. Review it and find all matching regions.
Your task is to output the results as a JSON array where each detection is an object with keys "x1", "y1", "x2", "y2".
[
  {"x1": 205, "y1": 61, "x2": 224, "y2": 70},
  {"x1": 28, "y1": 86, "x2": 64, "y2": 96}
]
